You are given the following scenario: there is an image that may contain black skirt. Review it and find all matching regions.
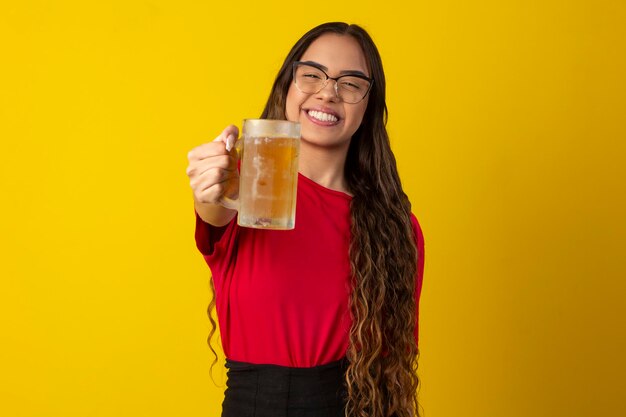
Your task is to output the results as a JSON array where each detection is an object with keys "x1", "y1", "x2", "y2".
[{"x1": 222, "y1": 357, "x2": 348, "y2": 417}]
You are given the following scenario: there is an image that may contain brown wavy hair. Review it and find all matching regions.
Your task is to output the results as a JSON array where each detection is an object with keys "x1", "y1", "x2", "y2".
[{"x1": 255, "y1": 22, "x2": 421, "y2": 417}]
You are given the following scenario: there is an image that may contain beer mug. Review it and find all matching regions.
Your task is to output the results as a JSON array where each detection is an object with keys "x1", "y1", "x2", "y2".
[{"x1": 221, "y1": 119, "x2": 301, "y2": 230}]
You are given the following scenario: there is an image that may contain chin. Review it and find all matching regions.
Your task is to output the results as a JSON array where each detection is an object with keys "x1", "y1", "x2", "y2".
[{"x1": 301, "y1": 134, "x2": 351, "y2": 150}]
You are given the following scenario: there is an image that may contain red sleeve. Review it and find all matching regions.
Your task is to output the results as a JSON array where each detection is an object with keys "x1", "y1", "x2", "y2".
[
  {"x1": 195, "y1": 211, "x2": 226, "y2": 256},
  {"x1": 410, "y1": 214, "x2": 425, "y2": 348},
  {"x1": 194, "y1": 211, "x2": 239, "y2": 276}
]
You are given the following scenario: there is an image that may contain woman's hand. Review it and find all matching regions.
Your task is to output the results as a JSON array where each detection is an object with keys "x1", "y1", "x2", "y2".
[
  {"x1": 186, "y1": 125, "x2": 239, "y2": 206},
  {"x1": 186, "y1": 125, "x2": 239, "y2": 226}
]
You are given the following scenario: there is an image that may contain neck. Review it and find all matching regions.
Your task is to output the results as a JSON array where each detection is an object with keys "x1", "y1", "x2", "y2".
[{"x1": 298, "y1": 141, "x2": 351, "y2": 195}]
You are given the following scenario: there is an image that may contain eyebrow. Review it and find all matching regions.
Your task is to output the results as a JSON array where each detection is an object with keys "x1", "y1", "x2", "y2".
[{"x1": 300, "y1": 60, "x2": 370, "y2": 78}]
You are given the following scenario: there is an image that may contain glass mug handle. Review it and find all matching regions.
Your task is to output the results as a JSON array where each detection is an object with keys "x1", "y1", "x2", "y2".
[{"x1": 218, "y1": 137, "x2": 243, "y2": 210}]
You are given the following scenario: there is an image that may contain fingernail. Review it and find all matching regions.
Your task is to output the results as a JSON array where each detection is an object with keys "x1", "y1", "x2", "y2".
[{"x1": 225, "y1": 135, "x2": 235, "y2": 152}]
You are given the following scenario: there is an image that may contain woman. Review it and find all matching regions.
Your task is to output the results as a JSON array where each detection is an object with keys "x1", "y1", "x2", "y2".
[{"x1": 186, "y1": 22, "x2": 425, "y2": 417}]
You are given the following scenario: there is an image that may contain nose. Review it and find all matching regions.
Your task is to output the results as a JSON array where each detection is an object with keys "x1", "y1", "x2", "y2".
[{"x1": 316, "y1": 79, "x2": 340, "y2": 101}]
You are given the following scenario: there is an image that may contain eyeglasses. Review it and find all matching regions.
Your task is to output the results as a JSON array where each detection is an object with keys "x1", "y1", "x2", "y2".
[{"x1": 292, "y1": 61, "x2": 373, "y2": 104}]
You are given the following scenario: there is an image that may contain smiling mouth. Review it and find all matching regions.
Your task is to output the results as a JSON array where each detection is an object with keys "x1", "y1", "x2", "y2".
[{"x1": 307, "y1": 110, "x2": 339, "y2": 123}]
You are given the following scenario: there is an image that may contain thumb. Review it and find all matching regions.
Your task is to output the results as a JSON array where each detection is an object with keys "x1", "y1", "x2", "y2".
[{"x1": 213, "y1": 124, "x2": 239, "y2": 152}]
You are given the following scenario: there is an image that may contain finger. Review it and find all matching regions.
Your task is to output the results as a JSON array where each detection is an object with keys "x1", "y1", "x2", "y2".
[
  {"x1": 194, "y1": 182, "x2": 225, "y2": 205},
  {"x1": 186, "y1": 153, "x2": 236, "y2": 177},
  {"x1": 213, "y1": 125, "x2": 239, "y2": 152},
  {"x1": 187, "y1": 141, "x2": 228, "y2": 162},
  {"x1": 190, "y1": 166, "x2": 235, "y2": 191},
  {"x1": 195, "y1": 177, "x2": 238, "y2": 205},
  {"x1": 188, "y1": 124, "x2": 240, "y2": 161}
]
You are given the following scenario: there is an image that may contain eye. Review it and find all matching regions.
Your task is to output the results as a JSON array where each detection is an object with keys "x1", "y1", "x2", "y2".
[
  {"x1": 339, "y1": 78, "x2": 366, "y2": 91},
  {"x1": 302, "y1": 72, "x2": 323, "y2": 80},
  {"x1": 296, "y1": 65, "x2": 326, "y2": 84},
  {"x1": 344, "y1": 81, "x2": 361, "y2": 89}
]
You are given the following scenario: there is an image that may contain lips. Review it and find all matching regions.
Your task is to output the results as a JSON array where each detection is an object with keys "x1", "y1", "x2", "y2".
[
  {"x1": 307, "y1": 110, "x2": 338, "y2": 122},
  {"x1": 304, "y1": 107, "x2": 341, "y2": 126}
]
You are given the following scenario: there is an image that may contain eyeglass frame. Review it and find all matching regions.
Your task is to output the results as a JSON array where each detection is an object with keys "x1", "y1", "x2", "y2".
[{"x1": 291, "y1": 61, "x2": 374, "y2": 104}]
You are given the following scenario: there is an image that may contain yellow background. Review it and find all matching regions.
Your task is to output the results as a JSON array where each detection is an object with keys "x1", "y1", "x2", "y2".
[{"x1": 1, "y1": 1, "x2": 624, "y2": 416}]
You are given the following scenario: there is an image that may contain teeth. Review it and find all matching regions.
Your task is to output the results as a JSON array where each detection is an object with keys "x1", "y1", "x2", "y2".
[{"x1": 308, "y1": 110, "x2": 338, "y2": 122}]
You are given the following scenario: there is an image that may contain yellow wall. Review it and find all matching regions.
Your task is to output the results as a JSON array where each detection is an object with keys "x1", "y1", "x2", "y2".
[{"x1": 1, "y1": 1, "x2": 624, "y2": 416}]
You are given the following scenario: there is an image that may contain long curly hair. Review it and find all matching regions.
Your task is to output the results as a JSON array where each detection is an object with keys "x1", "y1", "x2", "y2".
[{"x1": 256, "y1": 22, "x2": 421, "y2": 417}]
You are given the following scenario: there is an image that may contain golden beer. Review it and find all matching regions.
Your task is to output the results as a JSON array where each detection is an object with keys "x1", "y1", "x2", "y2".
[{"x1": 237, "y1": 120, "x2": 300, "y2": 229}]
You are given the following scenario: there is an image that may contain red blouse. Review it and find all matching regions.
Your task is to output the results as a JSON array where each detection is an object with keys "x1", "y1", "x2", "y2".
[{"x1": 195, "y1": 173, "x2": 425, "y2": 367}]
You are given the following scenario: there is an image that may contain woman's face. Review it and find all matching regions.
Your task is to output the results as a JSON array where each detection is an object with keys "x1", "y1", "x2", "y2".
[{"x1": 285, "y1": 33, "x2": 370, "y2": 151}]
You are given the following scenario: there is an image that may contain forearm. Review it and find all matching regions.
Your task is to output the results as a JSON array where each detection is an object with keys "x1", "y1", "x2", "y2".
[{"x1": 194, "y1": 200, "x2": 237, "y2": 227}]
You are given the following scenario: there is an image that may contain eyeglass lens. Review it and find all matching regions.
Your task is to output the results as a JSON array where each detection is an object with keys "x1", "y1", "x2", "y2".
[{"x1": 294, "y1": 63, "x2": 371, "y2": 104}]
